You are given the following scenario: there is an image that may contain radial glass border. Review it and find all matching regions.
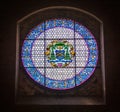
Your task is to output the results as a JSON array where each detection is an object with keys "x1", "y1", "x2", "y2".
[{"x1": 21, "y1": 19, "x2": 98, "y2": 90}]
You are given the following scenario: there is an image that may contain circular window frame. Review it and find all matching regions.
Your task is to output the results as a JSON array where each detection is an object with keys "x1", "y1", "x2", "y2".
[{"x1": 21, "y1": 19, "x2": 98, "y2": 90}]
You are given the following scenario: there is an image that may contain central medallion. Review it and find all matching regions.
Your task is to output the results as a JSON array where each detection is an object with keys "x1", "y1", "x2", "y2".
[{"x1": 45, "y1": 40, "x2": 75, "y2": 67}]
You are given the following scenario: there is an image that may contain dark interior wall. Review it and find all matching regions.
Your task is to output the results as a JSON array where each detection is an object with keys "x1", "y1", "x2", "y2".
[{"x1": 1, "y1": 0, "x2": 120, "y2": 112}]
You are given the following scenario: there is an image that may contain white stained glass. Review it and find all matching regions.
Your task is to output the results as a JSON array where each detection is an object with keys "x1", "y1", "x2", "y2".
[{"x1": 31, "y1": 27, "x2": 89, "y2": 80}]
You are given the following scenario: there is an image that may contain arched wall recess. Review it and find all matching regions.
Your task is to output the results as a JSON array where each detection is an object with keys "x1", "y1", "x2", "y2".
[{"x1": 15, "y1": 6, "x2": 105, "y2": 105}]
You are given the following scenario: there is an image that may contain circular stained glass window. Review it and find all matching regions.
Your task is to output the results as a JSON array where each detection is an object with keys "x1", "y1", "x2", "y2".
[{"x1": 21, "y1": 19, "x2": 98, "y2": 90}]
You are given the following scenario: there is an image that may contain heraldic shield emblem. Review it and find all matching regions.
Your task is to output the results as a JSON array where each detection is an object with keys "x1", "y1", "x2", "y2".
[{"x1": 45, "y1": 40, "x2": 75, "y2": 67}]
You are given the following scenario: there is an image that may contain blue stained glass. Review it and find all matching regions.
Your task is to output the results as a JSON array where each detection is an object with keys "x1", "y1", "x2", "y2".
[
  {"x1": 22, "y1": 58, "x2": 33, "y2": 67},
  {"x1": 56, "y1": 19, "x2": 63, "y2": 26},
  {"x1": 21, "y1": 19, "x2": 98, "y2": 90}
]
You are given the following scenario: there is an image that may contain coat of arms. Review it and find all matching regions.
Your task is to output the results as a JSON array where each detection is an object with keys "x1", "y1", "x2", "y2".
[{"x1": 45, "y1": 40, "x2": 75, "y2": 67}]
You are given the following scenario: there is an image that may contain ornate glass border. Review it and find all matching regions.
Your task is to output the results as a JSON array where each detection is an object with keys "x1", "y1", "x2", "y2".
[{"x1": 21, "y1": 19, "x2": 98, "y2": 90}]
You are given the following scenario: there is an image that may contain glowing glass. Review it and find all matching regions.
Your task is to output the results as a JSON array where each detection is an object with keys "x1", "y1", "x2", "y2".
[{"x1": 21, "y1": 19, "x2": 98, "y2": 90}]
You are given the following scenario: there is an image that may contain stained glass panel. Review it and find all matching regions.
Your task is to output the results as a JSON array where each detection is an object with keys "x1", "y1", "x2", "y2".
[{"x1": 21, "y1": 19, "x2": 98, "y2": 90}]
